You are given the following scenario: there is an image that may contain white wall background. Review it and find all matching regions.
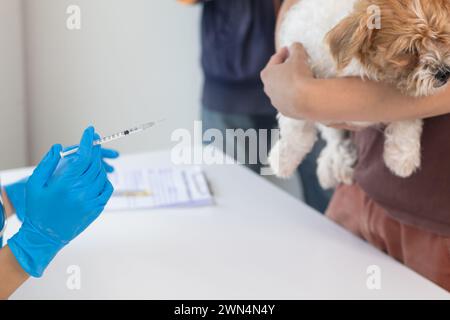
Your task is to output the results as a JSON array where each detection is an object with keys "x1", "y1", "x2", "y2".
[
  {"x1": 0, "y1": 0, "x2": 28, "y2": 169},
  {"x1": 1, "y1": 0, "x2": 302, "y2": 199},
  {"x1": 22, "y1": 0, "x2": 202, "y2": 164}
]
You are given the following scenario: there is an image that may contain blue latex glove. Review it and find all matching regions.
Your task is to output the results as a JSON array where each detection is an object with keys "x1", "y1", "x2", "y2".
[
  {"x1": 62, "y1": 134, "x2": 120, "y2": 173},
  {"x1": 4, "y1": 147, "x2": 119, "y2": 222},
  {"x1": 100, "y1": 148, "x2": 120, "y2": 173},
  {"x1": 8, "y1": 127, "x2": 114, "y2": 277}
]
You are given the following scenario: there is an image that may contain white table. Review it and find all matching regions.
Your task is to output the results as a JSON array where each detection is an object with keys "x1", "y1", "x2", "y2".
[{"x1": 2, "y1": 150, "x2": 449, "y2": 299}]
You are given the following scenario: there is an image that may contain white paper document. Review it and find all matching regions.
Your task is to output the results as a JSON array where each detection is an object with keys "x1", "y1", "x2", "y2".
[{"x1": 106, "y1": 166, "x2": 214, "y2": 211}]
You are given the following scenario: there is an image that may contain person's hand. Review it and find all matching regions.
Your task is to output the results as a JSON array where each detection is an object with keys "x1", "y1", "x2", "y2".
[
  {"x1": 100, "y1": 148, "x2": 120, "y2": 173},
  {"x1": 7, "y1": 127, "x2": 114, "y2": 277},
  {"x1": 63, "y1": 133, "x2": 120, "y2": 173},
  {"x1": 261, "y1": 43, "x2": 315, "y2": 119},
  {"x1": 4, "y1": 146, "x2": 119, "y2": 222}
]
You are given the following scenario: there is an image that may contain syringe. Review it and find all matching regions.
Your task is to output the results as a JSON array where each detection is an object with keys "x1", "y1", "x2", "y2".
[{"x1": 60, "y1": 120, "x2": 164, "y2": 158}]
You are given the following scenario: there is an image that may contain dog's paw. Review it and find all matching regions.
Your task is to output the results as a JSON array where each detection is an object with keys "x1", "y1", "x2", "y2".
[
  {"x1": 317, "y1": 163, "x2": 340, "y2": 190},
  {"x1": 269, "y1": 141, "x2": 301, "y2": 178},
  {"x1": 317, "y1": 140, "x2": 357, "y2": 189},
  {"x1": 383, "y1": 120, "x2": 422, "y2": 178},
  {"x1": 384, "y1": 141, "x2": 421, "y2": 178}
]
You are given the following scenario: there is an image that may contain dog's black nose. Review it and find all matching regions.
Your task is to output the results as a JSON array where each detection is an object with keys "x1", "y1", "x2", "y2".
[{"x1": 435, "y1": 68, "x2": 450, "y2": 85}]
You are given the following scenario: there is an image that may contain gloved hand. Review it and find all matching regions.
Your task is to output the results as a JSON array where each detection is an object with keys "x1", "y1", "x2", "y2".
[
  {"x1": 8, "y1": 127, "x2": 114, "y2": 277},
  {"x1": 4, "y1": 146, "x2": 119, "y2": 222},
  {"x1": 62, "y1": 133, "x2": 120, "y2": 173},
  {"x1": 100, "y1": 148, "x2": 120, "y2": 173}
]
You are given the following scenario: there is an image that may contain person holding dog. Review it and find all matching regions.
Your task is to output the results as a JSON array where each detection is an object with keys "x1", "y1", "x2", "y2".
[{"x1": 262, "y1": 0, "x2": 450, "y2": 291}]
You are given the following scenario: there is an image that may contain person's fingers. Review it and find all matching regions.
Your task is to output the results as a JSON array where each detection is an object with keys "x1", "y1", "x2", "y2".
[
  {"x1": 78, "y1": 148, "x2": 103, "y2": 186},
  {"x1": 289, "y1": 42, "x2": 308, "y2": 59},
  {"x1": 261, "y1": 47, "x2": 290, "y2": 82},
  {"x1": 288, "y1": 43, "x2": 311, "y2": 68},
  {"x1": 87, "y1": 168, "x2": 108, "y2": 199},
  {"x1": 92, "y1": 132, "x2": 118, "y2": 173},
  {"x1": 28, "y1": 144, "x2": 62, "y2": 187},
  {"x1": 94, "y1": 179, "x2": 114, "y2": 208},
  {"x1": 101, "y1": 148, "x2": 120, "y2": 159},
  {"x1": 288, "y1": 43, "x2": 315, "y2": 80},
  {"x1": 100, "y1": 148, "x2": 119, "y2": 173},
  {"x1": 70, "y1": 126, "x2": 95, "y2": 175},
  {"x1": 102, "y1": 160, "x2": 115, "y2": 173},
  {"x1": 264, "y1": 49, "x2": 289, "y2": 83},
  {"x1": 77, "y1": 126, "x2": 95, "y2": 158},
  {"x1": 267, "y1": 47, "x2": 290, "y2": 67}
]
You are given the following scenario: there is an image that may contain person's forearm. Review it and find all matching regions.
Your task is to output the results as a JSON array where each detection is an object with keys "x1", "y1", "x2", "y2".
[
  {"x1": 275, "y1": 0, "x2": 298, "y2": 50},
  {"x1": 0, "y1": 246, "x2": 29, "y2": 299},
  {"x1": 300, "y1": 78, "x2": 450, "y2": 123}
]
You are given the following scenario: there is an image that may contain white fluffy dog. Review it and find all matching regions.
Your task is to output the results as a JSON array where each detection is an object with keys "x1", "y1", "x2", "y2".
[{"x1": 269, "y1": 0, "x2": 450, "y2": 188}]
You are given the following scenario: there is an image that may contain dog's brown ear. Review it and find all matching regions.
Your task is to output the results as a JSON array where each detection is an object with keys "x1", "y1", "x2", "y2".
[{"x1": 326, "y1": 7, "x2": 376, "y2": 70}]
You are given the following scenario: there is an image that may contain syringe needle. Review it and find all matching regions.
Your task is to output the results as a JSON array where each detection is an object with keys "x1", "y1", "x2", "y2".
[{"x1": 60, "y1": 120, "x2": 164, "y2": 158}]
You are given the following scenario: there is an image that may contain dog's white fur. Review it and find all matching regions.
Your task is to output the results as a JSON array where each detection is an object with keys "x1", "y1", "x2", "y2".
[{"x1": 269, "y1": 0, "x2": 424, "y2": 188}]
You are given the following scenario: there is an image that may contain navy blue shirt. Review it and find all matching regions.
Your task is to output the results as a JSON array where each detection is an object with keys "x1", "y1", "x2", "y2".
[{"x1": 201, "y1": 0, "x2": 278, "y2": 115}]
